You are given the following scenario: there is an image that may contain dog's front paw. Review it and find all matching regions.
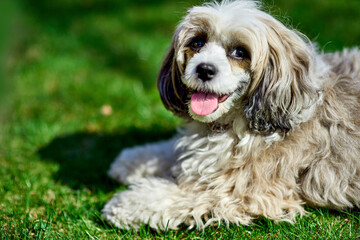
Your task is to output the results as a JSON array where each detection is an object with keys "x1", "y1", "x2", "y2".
[
  {"x1": 102, "y1": 178, "x2": 191, "y2": 230},
  {"x1": 102, "y1": 190, "x2": 144, "y2": 229}
]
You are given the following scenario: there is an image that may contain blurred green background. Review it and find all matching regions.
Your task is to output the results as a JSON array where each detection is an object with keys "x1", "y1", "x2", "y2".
[{"x1": 0, "y1": 0, "x2": 359, "y2": 239}]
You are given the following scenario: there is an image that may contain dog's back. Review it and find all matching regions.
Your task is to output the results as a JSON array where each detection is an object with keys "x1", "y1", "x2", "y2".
[
  {"x1": 298, "y1": 47, "x2": 360, "y2": 209},
  {"x1": 323, "y1": 48, "x2": 360, "y2": 80}
]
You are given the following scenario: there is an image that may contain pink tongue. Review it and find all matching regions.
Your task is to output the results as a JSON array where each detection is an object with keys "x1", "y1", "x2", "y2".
[{"x1": 191, "y1": 92, "x2": 219, "y2": 116}]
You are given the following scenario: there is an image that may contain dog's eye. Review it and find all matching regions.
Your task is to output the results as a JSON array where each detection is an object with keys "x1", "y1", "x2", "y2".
[
  {"x1": 189, "y1": 38, "x2": 205, "y2": 50},
  {"x1": 230, "y1": 47, "x2": 249, "y2": 60}
]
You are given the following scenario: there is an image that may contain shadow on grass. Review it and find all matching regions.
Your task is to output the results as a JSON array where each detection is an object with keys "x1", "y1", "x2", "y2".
[{"x1": 38, "y1": 126, "x2": 176, "y2": 193}]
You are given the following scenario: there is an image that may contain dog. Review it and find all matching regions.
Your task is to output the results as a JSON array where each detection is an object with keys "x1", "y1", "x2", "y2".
[{"x1": 102, "y1": 0, "x2": 360, "y2": 230}]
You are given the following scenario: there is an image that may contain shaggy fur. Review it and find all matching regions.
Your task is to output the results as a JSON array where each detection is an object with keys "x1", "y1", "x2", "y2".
[{"x1": 103, "y1": 0, "x2": 360, "y2": 230}]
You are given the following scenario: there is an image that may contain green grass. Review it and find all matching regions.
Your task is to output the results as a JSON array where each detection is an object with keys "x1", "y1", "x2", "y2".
[{"x1": 1, "y1": 0, "x2": 360, "y2": 238}]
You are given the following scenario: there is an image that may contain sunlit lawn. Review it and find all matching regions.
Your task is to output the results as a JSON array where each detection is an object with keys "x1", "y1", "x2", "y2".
[{"x1": 1, "y1": 0, "x2": 359, "y2": 238}]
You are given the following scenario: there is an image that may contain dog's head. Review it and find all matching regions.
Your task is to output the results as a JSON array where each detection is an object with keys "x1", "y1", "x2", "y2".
[{"x1": 158, "y1": 0, "x2": 319, "y2": 134}]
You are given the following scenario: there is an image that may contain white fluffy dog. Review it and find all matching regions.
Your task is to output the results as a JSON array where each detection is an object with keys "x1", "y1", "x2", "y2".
[{"x1": 102, "y1": 0, "x2": 360, "y2": 230}]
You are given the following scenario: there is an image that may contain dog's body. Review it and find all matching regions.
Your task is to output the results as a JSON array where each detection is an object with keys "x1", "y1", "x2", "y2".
[{"x1": 103, "y1": 0, "x2": 360, "y2": 230}]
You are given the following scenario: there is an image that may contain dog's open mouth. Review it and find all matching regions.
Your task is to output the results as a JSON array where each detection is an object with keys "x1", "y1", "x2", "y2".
[{"x1": 190, "y1": 91, "x2": 232, "y2": 116}]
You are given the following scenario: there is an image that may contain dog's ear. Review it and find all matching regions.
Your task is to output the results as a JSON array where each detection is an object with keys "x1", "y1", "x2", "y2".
[
  {"x1": 157, "y1": 32, "x2": 189, "y2": 118},
  {"x1": 244, "y1": 20, "x2": 318, "y2": 134}
]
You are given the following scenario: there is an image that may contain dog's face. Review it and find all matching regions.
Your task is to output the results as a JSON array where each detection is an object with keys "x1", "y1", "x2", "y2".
[
  {"x1": 158, "y1": 1, "x2": 319, "y2": 134},
  {"x1": 182, "y1": 29, "x2": 252, "y2": 123}
]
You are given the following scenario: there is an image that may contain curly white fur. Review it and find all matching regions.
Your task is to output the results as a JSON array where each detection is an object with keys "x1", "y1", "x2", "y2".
[{"x1": 102, "y1": 0, "x2": 360, "y2": 230}]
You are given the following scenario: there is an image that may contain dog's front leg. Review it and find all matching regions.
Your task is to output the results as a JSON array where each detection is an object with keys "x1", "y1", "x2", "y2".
[
  {"x1": 108, "y1": 137, "x2": 177, "y2": 185},
  {"x1": 102, "y1": 177, "x2": 255, "y2": 230}
]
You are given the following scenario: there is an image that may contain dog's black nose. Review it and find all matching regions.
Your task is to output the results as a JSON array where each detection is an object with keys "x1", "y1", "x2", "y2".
[{"x1": 196, "y1": 63, "x2": 217, "y2": 81}]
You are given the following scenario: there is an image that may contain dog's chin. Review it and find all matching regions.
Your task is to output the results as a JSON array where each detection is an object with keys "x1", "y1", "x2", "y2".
[{"x1": 188, "y1": 90, "x2": 240, "y2": 123}]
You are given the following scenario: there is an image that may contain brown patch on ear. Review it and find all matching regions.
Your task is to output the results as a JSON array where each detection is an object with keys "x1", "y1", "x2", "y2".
[
  {"x1": 244, "y1": 45, "x2": 292, "y2": 134},
  {"x1": 157, "y1": 45, "x2": 189, "y2": 119}
]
